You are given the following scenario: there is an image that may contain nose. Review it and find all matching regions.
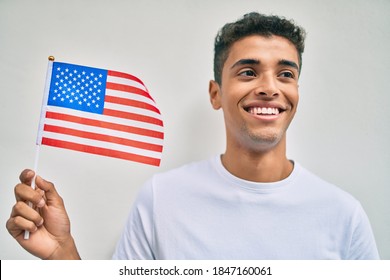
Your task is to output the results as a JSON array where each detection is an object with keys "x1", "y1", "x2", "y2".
[{"x1": 255, "y1": 75, "x2": 279, "y2": 98}]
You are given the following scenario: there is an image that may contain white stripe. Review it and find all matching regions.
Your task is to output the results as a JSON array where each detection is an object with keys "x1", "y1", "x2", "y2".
[
  {"x1": 44, "y1": 118, "x2": 164, "y2": 145},
  {"x1": 46, "y1": 106, "x2": 164, "y2": 132},
  {"x1": 105, "y1": 89, "x2": 157, "y2": 107},
  {"x1": 42, "y1": 131, "x2": 162, "y2": 159},
  {"x1": 104, "y1": 102, "x2": 163, "y2": 121},
  {"x1": 107, "y1": 75, "x2": 147, "y2": 92}
]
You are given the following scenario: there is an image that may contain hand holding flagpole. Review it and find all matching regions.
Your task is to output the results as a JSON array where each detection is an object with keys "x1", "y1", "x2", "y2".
[{"x1": 24, "y1": 56, "x2": 55, "y2": 240}]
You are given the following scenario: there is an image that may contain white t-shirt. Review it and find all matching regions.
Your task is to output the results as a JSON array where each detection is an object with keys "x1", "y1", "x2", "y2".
[{"x1": 113, "y1": 156, "x2": 379, "y2": 259}]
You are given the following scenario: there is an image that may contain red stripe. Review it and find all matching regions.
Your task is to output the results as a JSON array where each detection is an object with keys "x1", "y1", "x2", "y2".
[
  {"x1": 44, "y1": 124, "x2": 163, "y2": 152},
  {"x1": 106, "y1": 82, "x2": 154, "y2": 101},
  {"x1": 105, "y1": 95, "x2": 161, "y2": 114},
  {"x1": 103, "y1": 108, "x2": 163, "y2": 126},
  {"x1": 45, "y1": 112, "x2": 163, "y2": 139},
  {"x1": 41, "y1": 138, "x2": 161, "y2": 166},
  {"x1": 108, "y1": 70, "x2": 145, "y2": 87}
]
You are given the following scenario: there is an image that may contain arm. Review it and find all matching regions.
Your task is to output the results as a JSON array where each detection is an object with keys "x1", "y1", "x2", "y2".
[
  {"x1": 6, "y1": 169, "x2": 80, "y2": 260},
  {"x1": 112, "y1": 178, "x2": 155, "y2": 260},
  {"x1": 347, "y1": 202, "x2": 380, "y2": 260}
]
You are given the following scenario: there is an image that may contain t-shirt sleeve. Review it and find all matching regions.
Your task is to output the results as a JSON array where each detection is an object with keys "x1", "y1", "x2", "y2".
[
  {"x1": 112, "y1": 178, "x2": 155, "y2": 260},
  {"x1": 347, "y1": 202, "x2": 380, "y2": 259}
]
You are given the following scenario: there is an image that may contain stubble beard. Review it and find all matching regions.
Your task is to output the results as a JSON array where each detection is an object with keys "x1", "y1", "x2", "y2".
[{"x1": 239, "y1": 123, "x2": 286, "y2": 153}]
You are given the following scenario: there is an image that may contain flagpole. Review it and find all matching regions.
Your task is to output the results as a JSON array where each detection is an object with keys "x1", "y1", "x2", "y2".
[
  {"x1": 23, "y1": 145, "x2": 40, "y2": 239},
  {"x1": 24, "y1": 56, "x2": 55, "y2": 240}
]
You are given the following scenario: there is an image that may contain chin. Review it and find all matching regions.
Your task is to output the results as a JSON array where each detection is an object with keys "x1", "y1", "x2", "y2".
[{"x1": 246, "y1": 130, "x2": 285, "y2": 151}]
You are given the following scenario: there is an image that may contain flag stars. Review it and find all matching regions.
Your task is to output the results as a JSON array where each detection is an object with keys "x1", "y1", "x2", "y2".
[{"x1": 49, "y1": 63, "x2": 106, "y2": 114}]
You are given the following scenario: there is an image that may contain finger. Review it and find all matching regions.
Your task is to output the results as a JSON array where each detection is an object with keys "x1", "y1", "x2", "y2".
[
  {"x1": 14, "y1": 183, "x2": 45, "y2": 207},
  {"x1": 19, "y1": 169, "x2": 35, "y2": 185},
  {"x1": 6, "y1": 216, "x2": 39, "y2": 238},
  {"x1": 6, "y1": 208, "x2": 43, "y2": 238},
  {"x1": 35, "y1": 176, "x2": 64, "y2": 207},
  {"x1": 9, "y1": 201, "x2": 44, "y2": 227}
]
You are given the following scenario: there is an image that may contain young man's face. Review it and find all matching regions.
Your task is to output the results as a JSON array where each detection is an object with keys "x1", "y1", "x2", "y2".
[{"x1": 209, "y1": 35, "x2": 300, "y2": 152}]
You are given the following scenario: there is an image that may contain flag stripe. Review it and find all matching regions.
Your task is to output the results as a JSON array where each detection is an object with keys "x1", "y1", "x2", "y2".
[
  {"x1": 108, "y1": 70, "x2": 146, "y2": 87},
  {"x1": 107, "y1": 75, "x2": 147, "y2": 92},
  {"x1": 44, "y1": 124, "x2": 163, "y2": 152},
  {"x1": 43, "y1": 116, "x2": 163, "y2": 145},
  {"x1": 104, "y1": 95, "x2": 161, "y2": 114},
  {"x1": 46, "y1": 106, "x2": 164, "y2": 133},
  {"x1": 46, "y1": 118, "x2": 163, "y2": 145},
  {"x1": 45, "y1": 111, "x2": 164, "y2": 140},
  {"x1": 103, "y1": 101, "x2": 162, "y2": 121},
  {"x1": 42, "y1": 131, "x2": 162, "y2": 159},
  {"x1": 105, "y1": 89, "x2": 154, "y2": 106},
  {"x1": 42, "y1": 138, "x2": 161, "y2": 166},
  {"x1": 106, "y1": 82, "x2": 152, "y2": 100},
  {"x1": 103, "y1": 108, "x2": 163, "y2": 126}
]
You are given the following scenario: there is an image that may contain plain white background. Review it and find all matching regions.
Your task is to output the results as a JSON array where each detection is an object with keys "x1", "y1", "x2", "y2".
[{"x1": 0, "y1": 0, "x2": 389, "y2": 259}]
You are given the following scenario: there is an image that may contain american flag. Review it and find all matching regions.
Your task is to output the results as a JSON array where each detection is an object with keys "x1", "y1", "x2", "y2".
[{"x1": 36, "y1": 61, "x2": 164, "y2": 166}]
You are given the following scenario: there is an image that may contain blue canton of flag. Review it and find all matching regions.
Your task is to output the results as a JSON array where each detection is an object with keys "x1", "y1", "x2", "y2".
[{"x1": 48, "y1": 62, "x2": 108, "y2": 114}]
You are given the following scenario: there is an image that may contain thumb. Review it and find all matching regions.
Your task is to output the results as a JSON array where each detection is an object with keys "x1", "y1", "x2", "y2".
[
  {"x1": 19, "y1": 169, "x2": 35, "y2": 186},
  {"x1": 35, "y1": 176, "x2": 64, "y2": 207}
]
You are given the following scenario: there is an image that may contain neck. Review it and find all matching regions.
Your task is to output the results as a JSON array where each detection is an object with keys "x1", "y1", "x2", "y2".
[{"x1": 221, "y1": 136, "x2": 293, "y2": 182}]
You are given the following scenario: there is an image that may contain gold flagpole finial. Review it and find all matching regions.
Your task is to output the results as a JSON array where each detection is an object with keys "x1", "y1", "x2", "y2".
[{"x1": 48, "y1": 56, "x2": 55, "y2": 61}]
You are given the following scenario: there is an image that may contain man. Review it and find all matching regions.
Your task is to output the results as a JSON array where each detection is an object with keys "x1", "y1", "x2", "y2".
[{"x1": 6, "y1": 12, "x2": 379, "y2": 259}]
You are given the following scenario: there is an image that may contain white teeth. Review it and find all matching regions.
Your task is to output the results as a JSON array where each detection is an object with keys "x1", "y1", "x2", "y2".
[{"x1": 248, "y1": 107, "x2": 280, "y2": 115}]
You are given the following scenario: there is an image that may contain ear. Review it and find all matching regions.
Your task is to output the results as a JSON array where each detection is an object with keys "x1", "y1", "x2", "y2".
[{"x1": 209, "y1": 80, "x2": 222, "y2": 110}]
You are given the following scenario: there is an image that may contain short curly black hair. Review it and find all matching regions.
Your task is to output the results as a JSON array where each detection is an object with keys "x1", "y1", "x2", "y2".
[{"x1": 213, "y1": 12, "x2": 306, "y2": 85}]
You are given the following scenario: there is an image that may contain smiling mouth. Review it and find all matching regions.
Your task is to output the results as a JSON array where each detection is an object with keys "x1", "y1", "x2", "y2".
[{"x1": 244, "y1": 107, "x2": 285, "y2": 116}]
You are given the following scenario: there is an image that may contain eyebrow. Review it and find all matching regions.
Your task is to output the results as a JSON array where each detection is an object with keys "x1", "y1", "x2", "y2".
[
  {"x1": 230, "y1": 58, "x2": 299, "y2": 72},
  {"x1": 279, "y1": 59, "x2": 299, "y2": 71},
  {"x1": 230, "y1": 58, "x2": 260, "y2": 69}
]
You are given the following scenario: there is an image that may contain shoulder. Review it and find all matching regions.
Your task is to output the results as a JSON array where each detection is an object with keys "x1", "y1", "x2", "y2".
[
  {"x1": 151, "y1": 156, "x2": 216, "y2": 185},
  {"x1": 294, "y1": 163, "x2": 360, "y2": 209},
  {"x1": 135, "y1": 156, "x2": 217, "y2": 199}
]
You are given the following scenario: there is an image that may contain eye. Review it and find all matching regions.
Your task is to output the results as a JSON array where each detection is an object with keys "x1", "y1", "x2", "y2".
[
  {"x1": 279, "y1": 71, "x2": 295, "y2": 79},
  {"x1": 238, "y1": 69, "x2": 257, "y2": 77}
]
